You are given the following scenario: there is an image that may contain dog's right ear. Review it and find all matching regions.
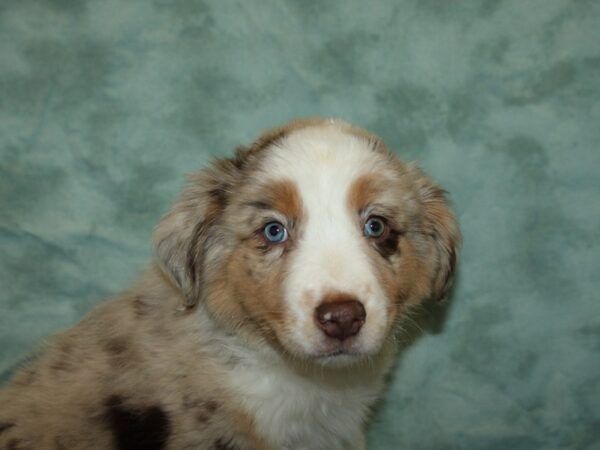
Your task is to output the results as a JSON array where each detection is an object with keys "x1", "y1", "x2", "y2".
[{"x1": 153, "y1": 150, "x2": 250, "y2": 307}]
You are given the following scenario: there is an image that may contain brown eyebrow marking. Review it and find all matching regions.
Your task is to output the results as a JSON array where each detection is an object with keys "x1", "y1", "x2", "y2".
[
  {"x1": 246, "y1": 179, "x2": 304, "y2": 221},
  {"x1": 348, "y1": 173, "x2": 382, "y2": 212}
]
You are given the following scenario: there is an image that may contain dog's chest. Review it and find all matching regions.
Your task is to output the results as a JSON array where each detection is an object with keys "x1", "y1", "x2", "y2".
[{"x1": 227, "y1": 361, "x2": 379, "y2": 450}]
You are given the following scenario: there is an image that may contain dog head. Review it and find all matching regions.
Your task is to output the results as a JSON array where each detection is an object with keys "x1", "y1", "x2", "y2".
[{"x1": 154, "y1": 118, "x2": 460, "y2": 364}]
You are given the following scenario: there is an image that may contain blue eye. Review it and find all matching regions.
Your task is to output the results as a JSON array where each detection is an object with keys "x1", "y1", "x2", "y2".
[
  {"x1": 264, "y1": 221, "x2": 288, "y2": 243},
  {"x1": 364, "y1": 217, "x2": 386, "y2": 238}
]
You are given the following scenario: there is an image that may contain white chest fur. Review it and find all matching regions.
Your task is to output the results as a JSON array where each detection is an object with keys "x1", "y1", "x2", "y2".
[{"x1": 226, "y1": 352, "x2": 382, "y2": 450}]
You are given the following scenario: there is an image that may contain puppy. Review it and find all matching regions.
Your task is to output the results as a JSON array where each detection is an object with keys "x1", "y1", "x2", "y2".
[{"x1": 0, "y1": 118, "x2": 460, "y2": 450}]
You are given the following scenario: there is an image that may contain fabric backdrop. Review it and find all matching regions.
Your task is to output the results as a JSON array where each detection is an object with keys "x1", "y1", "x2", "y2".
[{"x1": 1, "y1": 1, "x2": 598, "y2": 448}]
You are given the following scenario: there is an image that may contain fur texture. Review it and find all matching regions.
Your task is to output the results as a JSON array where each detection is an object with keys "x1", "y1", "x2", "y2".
[{"x1": 0, "y1": 118, "x2": 460, "y2": 450}]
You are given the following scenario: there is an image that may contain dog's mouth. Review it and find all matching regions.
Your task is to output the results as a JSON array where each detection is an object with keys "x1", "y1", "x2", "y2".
[
  {"x1": 311, "y1": 337, "x2": 370, "y2": 363},
  {"x1": 313, "y1": 349, "x2": 365, "y2": 367},
  {"x1": 316, "y1": 349, "x2": 350, "y2": 359}
]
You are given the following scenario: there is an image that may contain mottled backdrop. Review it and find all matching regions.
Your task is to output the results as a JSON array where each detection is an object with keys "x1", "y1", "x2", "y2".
[{"x1": 1, "y1": 0, "x2": 599, "y2": 448}]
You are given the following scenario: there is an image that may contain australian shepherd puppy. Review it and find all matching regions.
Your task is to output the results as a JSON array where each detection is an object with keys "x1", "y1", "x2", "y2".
[{"x1": 0, "y1": 118, "x2": 460, "y2": 450}]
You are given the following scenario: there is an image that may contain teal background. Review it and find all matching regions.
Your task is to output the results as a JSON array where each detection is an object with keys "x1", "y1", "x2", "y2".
[{"x1": 1, "y1": 1, "x2": 599, "y2": 448}]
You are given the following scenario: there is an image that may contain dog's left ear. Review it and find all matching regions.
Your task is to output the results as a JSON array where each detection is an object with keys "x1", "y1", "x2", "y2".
[
  {"x1": 415, "y1": 171, "x2": 462, "y2": 302},
  {"x1": 153, "y1": 149, "x2": 253, "y2": 307}
]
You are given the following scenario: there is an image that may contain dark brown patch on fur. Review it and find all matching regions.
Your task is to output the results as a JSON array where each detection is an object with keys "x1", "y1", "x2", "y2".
[
  {"x1": 104, "y1": 337, "x2": 128, "y2": 356},
  {"x1": 132, "y1": 296, "x2": 151, "y2": 318},
  {"x1": 182, "y1": 395, "x2": 220, "y2": 411},
  {"x1": 0, "y1": 421, "x2": 15, "y2": 434},
  {"x1": 54, "y1": 438, "x2": 68, "y2": 450},
  {"x1": 58, "y1": 341, "x2": 72, "y2": 353},
  {"x1": 195, "y1": 412, "x2": 210, "y2": 423},
  {"x1": 6, "y1": 438, "x2": 27, "y2": 450},
  {"x1": 213, "y1": 437, "x2": 239, "y2": 450},
  {"x1": 104, "y1": 395, "x2": 170, "y2": 450},
  {"x1": 204, "y1": 400, "x2": 219, "y2": 413},
  {"x1": 49, "y1": 358, "x2": 72, "y2": 374},
  {"x1": 50, "y1": 341, "x2": 75, "y2": 373},
  {"x1": 208, "y1": 186, "x2": 228, "y2": 210}
]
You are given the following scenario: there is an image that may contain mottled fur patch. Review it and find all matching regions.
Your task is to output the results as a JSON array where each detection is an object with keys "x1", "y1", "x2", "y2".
[
  {"x1": 132, "y1": 296, "x2": 151, "y2": 318},
  {"x1": 104, "y1": 337, "x2": 128, "y2": 356},
  {"x1": 182, "y1": 395, "x2": 220, "y2": 423}
]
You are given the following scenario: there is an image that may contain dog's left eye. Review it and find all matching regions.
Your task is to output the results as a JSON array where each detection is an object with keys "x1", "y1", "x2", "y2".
[
  {"x1": 364, "y1": 217, "x2": 386, "y2": 238},
  {"x1": 264, "y1": 221, "x2": 288, "y2": 243}
]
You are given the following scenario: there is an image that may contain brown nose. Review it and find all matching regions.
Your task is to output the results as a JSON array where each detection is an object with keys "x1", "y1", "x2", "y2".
[{"x1": 315, "y1": 298, "x2": 366, "y2": 340}]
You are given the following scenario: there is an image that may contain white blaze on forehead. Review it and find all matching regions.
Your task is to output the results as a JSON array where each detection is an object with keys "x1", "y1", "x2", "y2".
[{"x1": 259, "y1": 124, "x2": 390, "y2": 354}]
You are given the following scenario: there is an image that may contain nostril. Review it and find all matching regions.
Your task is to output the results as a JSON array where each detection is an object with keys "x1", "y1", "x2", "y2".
[{"x1": 315, "y1": 298, "x2": 366, "y2": 340}]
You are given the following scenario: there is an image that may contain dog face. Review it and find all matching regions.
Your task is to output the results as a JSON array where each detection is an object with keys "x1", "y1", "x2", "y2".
[{"x1": 154, "y1": 119, "x2": 460, "y2": 364}]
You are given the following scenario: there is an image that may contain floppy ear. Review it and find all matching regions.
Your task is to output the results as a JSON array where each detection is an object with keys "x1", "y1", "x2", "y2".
[
  {"x1": 415, "y1": 171, "x2": 461, "y2": 302},
  {"x1": 153, "y1": 152, "x2": 247, "y2": 307}
]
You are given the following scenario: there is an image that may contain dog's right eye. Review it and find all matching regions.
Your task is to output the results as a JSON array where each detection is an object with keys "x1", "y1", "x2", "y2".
[{"x1": 263, "y1": 221, "x2": 288, "y2": 243}]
